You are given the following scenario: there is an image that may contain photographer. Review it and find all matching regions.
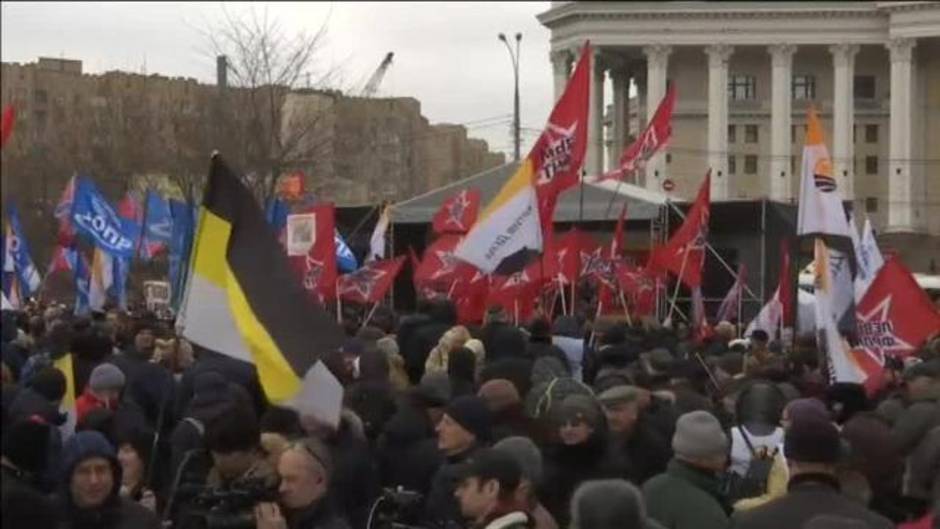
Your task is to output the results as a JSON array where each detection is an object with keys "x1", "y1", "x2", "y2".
[
  {"x1": 254, "y1": 437, "x2": 350, "y2": 529},
  {"x1": 204, "y1": 405, "x2": 278, "y2": 491}
]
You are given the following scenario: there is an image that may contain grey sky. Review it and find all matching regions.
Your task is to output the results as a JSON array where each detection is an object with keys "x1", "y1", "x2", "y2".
[{"x1": 1, "y1": 1, "x2": 555, "y2": 157}]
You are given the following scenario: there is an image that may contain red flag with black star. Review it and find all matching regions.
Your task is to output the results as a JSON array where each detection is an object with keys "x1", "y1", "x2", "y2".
[
  {"x1": 432, "y1": 188, "x2": 481, "y2": 235},
  {"x1": 338, "y1": 256, "x2": 405, "y2": 304},
  {"x1": 414, "y1": 235, "x2": 478, "y2": 291},
  {"x1": 648, "y1": 171, "x2": 710, "y2": 288}
]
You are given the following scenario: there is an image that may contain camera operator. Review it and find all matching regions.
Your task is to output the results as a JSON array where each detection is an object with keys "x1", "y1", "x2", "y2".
[
  {"x1": 204, "y1": 406, "x2": 278, "y2": 491},
  {"x1": 254, "y1": 437, "x2": 350, "y2": 529}
]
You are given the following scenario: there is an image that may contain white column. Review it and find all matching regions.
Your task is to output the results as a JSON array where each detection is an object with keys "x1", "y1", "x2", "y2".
[
  {"x1": 609, "y1": 67, "x2": 629, "y2": 171},
  {"x1": 830, "y1": 43, "x2": 860, "y2": 200},
  {"x1": 550, "y1": 49, "x2": 572, "y2": 103},
  {"x1": 705, "y1": 44, "x2": 733, "y2": 200},
  {"x1": 886, "y1": 38, "x2": 916, "y2": 232},
  {"x1": 587, "y1": 51, "x2": 606, "y2": 177},
  {"x1": 643, "y1": 44, "x2": 672, "y2": 191},
  {"x1": 768, "y1": 44, "x2": 796, "y2": 202}
]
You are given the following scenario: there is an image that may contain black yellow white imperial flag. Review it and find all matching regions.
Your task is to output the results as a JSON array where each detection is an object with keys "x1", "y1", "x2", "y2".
[{"x1": 178, "y1": 154, "x2": 346, "y2": 410}]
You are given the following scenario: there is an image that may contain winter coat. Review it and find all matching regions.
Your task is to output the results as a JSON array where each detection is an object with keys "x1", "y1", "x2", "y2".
[
  {"x1": 729, "y1": 473, "x2": 894, "y2": 529},
  {"x1": 285, "y1": 496, "x2": 352, "y2": 529},
  {"x1": 540, "y1": 435, "x2": 626, "y2": 527},
  {"x1": 108, "y1": 350, "x2": 176, "y2": 430},
  {"x1": 891, "y1": 393, "x2": 940, "y2": 456},
  {"x1": 424, "y1": 445, "x2": 480, "y2": 529},
  {"x1": 609, "y1": 412, "x2": 675, "y2": 485},
  {"x1": 481, "y1": 322, "x2": 528, "y2": 363},
  {"x1": 176, "y1": 350, "x2": 267, "y2": 418},
  {"x1": 642, "y1": 459, "x2": 729, "y2": 529},
  {"x1": 58, "y1": 431, "x2": 160, "y2": 529},
  {"x1": 377, "y1": 401, "x2": 443, "y2": 494},
  {"x1": 551, "y1": 336, "x2": 584, "y2": 381},
  {"x1": 480, "y1": 357, "x2": 534, "y2": 398},
  {"x1": 526, "y1": 342, "x2": 571, "y2": 374},
  {"x1": 327, "y1": 412, "x2": 382, "y2": 529},
  {"x1": 2, "y1": 463, "x2": 60, "y2": 528},
  {"x1": 425, "y1": 326, "x2": 471, "y2": 374}
]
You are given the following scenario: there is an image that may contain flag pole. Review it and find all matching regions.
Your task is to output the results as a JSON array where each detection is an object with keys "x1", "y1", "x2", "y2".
[
  {"x1": 619, "y1": 289, "x2": 633, "y2": 326},
  {"x1": 362, "y1": 302, "x2": 380, "y2": 329},
  {"x1": 336, "y1": 279, "x2": 343, "y2": 324},
  {"x1": 558, "y1": 276, "x2": 567, "y2": 316},
  {"x1": 513, "y1": 299, "x2": 519, "y2": 327},
  {"x1": 665, "y1": 248, "x2": 690, "y2": 324},
  {"x1": 666, "y1": 200, "x2": 760, "y2": 302}
]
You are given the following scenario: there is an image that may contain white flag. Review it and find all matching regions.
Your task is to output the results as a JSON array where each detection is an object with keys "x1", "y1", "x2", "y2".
[
  {"x1": 367, "y1": 205, "x2": 391, "y2": 262},
  {"x1": 814, "y1": 238, "x2": 865, "y2": 384},
  {"x1": 853, "y1": 217, "x2": 884, "y2": 301},
  {"x1": 797, "y1": 108, "x2": 852, "y2": 239}
]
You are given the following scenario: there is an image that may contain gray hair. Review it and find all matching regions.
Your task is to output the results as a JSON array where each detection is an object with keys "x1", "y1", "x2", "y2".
[{"x1": 570, "y1": 479, "x2": 646, "y2": 529}]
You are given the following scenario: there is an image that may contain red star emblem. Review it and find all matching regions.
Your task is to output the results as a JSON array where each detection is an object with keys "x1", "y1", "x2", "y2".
[
  {"x1": 430, "y1": 250, "x2": 460, "y2": 280},
  {"x1": 445, "y1": 191, "x2": 471, "y2": 230},
  {"x1": 340, "y1": 266, "x2": 387, "y2": 300},
  {"x1": 302, "y1": 256, "x2": 325, "y2": 291},
  {"x1": 856, "y1": 295, "x2": 914, "y2": 363}
]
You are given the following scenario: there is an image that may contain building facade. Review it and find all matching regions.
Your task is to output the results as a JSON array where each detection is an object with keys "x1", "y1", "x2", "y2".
[{"x1": 538, "y1": 2, "x2": 940, "y2": 248}]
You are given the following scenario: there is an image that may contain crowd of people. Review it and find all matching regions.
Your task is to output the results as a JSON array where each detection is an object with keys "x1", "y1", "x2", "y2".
[{"x1": 1, "y1": 298, "x2": 939, "y2": 529}]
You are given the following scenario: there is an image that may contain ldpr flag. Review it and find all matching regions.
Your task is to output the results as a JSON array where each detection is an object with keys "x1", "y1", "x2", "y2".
[
  {"x1": 797, "y1": 107, "x2": 852, "y2": 239},
  {"x1": 455, "y1": 41, "x2": 591, "y2": 273},
  {"x1": 598, "y1": 84, "x2": 676, "y2": 181},
  {"x1": 432, "y1": 188, "x2": 480, "y2": 235},
  {"x1": 338, "y1": 256, "x2": 405, "y2": 304},
  {"x1": 855, "y1": 256, "x2": 940, "y2": 363},
  {"x1": 648, "y1": 171, "x2": 711, "y2": 288},
  {"x1": 71, "y1": 177, "x2": 138, "y2": 258},
  {"x1": 178, "y1": 154, "x2": 346, "y2": 406},
  {"x1": 286, "y1": 203, "x2": 338, "y2": 304},
  {"x1": 4, "y1": 204, "x2": 42, "y2": 298}
]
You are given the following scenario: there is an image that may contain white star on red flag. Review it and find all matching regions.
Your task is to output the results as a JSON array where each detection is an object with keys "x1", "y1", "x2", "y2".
[{"x1": 855, "y1": 295, "x2": 915, "y2": 363}]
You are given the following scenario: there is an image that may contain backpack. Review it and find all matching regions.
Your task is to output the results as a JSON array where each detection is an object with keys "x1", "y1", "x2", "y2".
[{"x1": 722, "y1": 427, "x2": 777, "y2": 502}]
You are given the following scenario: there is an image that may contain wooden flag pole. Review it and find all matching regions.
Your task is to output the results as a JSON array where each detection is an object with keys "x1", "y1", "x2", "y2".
[
  {"x1": 558, "y1": 276, "x2": 568, "y2": 316},
  {"x1": 335, "y1": 278, "x2": 343, "y2": 324},
  {"x1": 361, "y1": 301, "x2": 380, "y2": 329},
  {"x1": 619, "y1": 289, "x2": 633, "y2": 326}
]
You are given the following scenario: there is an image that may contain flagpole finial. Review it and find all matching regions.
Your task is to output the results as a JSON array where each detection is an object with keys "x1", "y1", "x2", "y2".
[{"x1": 210, "y1": 150, "x2": 220, "y2": 160}]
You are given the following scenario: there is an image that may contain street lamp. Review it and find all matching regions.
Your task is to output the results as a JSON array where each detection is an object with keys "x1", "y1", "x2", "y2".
[{"x1": 498, "y1": 32, "x2": 522, "y2": 162}]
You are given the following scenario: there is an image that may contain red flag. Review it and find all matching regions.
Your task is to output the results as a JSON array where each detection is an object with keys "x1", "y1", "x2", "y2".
[
  {"x1": 691, "y1": 286, "x2": 715, "y2": 343},
  {"x1": 54, "y1": 176, "x2": 77, "y2": 246},
  {"x1": 546, "y1": 229, "x2": 594, "y2": 285},
  {"x1": 777, "y1": 240, "x2": 794, "y2": 327},
  {"x1": 532, "y1": 42, "x2": 591, "y2": 230},
  {"x1": 487, "y1": 257, "x2": 548, "y2": 324},
  {"x1": 616, "y1": 264, "x2": 661, "y2": 317},
  {"x1": 854, "y1": 256, "x2": 940, "y2": 363},
  {"x1": 414, "y1": 235, "x2": 477, "y2": 290},
  {"x1": 715, "y1": 264, "x2": 747, "y2": 323},
  {"x1": 0, "y1": 105, "x2": 15, "y2": 148},
  {"x1": 648, "y1": 171, "x2": 710, "y2": 288},
  {"x1": 455, "y1": 270, "x2": 490, "y2": 324},
  {"x1": 599, "y1": 84, "x2": 676, "y2": 182},
  {"x1": 609, "y1": 204, "x2": 628, "y2": 258},
  {"x1": 432, "y1": 188, "x2": 480, "y2": 234},
  {"x1": 288, "y1": 203, "x2": 338, "y2": 304},
  {"x1": 338, "y1": 256, "x2": 405, "y2": 304}
]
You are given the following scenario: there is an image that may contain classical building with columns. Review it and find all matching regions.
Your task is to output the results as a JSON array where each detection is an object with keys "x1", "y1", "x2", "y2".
[{"x1": 538, "y1": 2, "x2": 940, "y2": 263}]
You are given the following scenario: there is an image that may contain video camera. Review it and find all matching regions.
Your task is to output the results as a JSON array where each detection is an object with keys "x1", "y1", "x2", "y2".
[
  {"x1": 367, "y1": 487, "x2": 427, "y2": 529},
  {"x1": 173, "y1": 479, "x2": 278, "y2": 529}
]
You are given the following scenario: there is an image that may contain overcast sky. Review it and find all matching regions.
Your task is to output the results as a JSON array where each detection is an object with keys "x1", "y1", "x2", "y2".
[{"x1": 1, "y1": 1, "x2": 555, "y2": 157}]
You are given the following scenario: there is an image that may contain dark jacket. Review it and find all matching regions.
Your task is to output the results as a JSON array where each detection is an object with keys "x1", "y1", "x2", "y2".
[
  {"x1": 642, "y1": 459, "x2": 728, "y2": 529},
  {"x1": 285, "y1": 496, "x2": 352, "y2": 529},
  {"x1": 176, "y1": 350, "x2": 267, "y2": 418},
  {"x1": 326, "y1": 413, "x2": 381, "y2": 529},
  {"x1": 730, "y1": 473, "x2": 894, "y2": 529},
  {"x1": 58, "y1": 431, "x2": 160, "y2": 529},
  {"x1": 109, "y1": 350, "x2": 176, "y2": 430},
  {"x1": 2, "y1": 463, "x2": 60, "y2": 528},
  {"x1": 425, "y1": 444, "x2": 480, "y2": 529},
  {"x1": 891, "y1": 393, "x2": 940, "y2": 456},
  {"x1": 481, "y1": 322, "x2": 528, "y2": 364},
  {"x1": 610, "y1": 412, "x2": 675, "y2": 485},
  {"x1": 377, "y1": 401, "x2": 443, "y2": 494},
  {"x1": 540, "y1": 434, "x2": 626, "y2": 527}
]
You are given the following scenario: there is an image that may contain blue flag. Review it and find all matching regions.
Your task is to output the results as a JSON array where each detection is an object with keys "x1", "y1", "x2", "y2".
[
  {"x1": 111, "y1": 255, "x2": 130, "y2": 310},
  {"x1": 4, "y1": 204, "x2": 42, "y2": 298},
  {"x1": 71, "y1": 177, "x2": 138, "y2": 258},
  {"x1": 265, "y1": 198, "x2": 289, "y2": 235},
  {"x1": 168, "y1": 199, "x2": 195, "y2": 309},
  {"x1": 72, "y1": 248, "x2": 90, "y2": 315},
  {"x1": 335, "y1": 230, "x2": 358, "y2": 272},
  {"x1": 141, "y1": 190, "x2": 173, "y2": 259}
]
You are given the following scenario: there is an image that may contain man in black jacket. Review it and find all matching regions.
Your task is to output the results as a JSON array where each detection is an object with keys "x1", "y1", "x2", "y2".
[
  {"x1": 731, "y1": 412, "x2": 893, "y2": 529},
  {"x1": 2, "y1": 419, "x2": 59, "y2": 528}
]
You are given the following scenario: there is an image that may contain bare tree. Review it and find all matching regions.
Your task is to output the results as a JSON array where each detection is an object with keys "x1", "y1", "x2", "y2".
[{"x1": 204, "y1": 7, "x2": 340, "y2": 203}]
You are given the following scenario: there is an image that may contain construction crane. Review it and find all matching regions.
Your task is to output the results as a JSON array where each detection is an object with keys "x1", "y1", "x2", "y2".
[{"x1": 361, "y1": 52, "x2": 394, "y2": 97}]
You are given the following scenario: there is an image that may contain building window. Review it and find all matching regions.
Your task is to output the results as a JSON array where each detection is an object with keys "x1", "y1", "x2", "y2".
[
  {"x1": 792, "y1": 75, "x2": 816, "y2": 100},
  {"x1": 728, "y1": 155, "x2": 737, "y2": 175},
  {"x1": 745, "y1": 125, "x2": 759, "y2": 143},
  {"x1": 729, "y1": 75, "x2": 756, "y2": 100},
  {"x1": 854, "y1": 75, "x2": 875, "y2": 99},
  {"x1": 866, "y1": 197, "x2": 878, "y2": 213},
  {"x1": 865, "y1": 124, "x2": 878, "y2": 143},
  {"x1": 744, "y1": 155, "x2": 758, "y2": 174},
  {"x1": 34, "y1": 89, "x2": 47, "y2": 104},
  {"x1": 665, "y1": 153, "x2": 672, "y2": 164},
  {"x1": 865, "y1": 155, "x2": 879, "y2": 175},
  {"x1": 728, "y1": 124, "x2": 736, "y2": 143}
]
